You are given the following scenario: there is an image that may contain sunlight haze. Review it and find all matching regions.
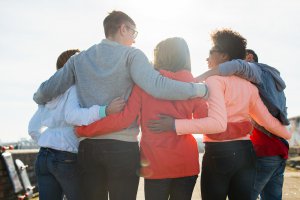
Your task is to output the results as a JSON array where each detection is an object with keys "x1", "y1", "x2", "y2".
[{"x1": 0, "y1": 0, "x2": 299, "y2": 142}]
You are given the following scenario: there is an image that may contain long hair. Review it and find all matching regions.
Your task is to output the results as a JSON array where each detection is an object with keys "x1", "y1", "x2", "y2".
[{"x1": 153, "y1": 37, "x2": 191, "y2": 72}]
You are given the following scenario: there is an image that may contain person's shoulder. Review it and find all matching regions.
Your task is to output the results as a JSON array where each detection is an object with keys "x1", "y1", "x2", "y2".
[
  {"x1": 126, "y1": 47, "x2": 148, "y2": 61},
  {"x1": 230, "y1": 76, "x2": 259, "y2": 94},
  {"x1": 207, "y1": 75, "x2": 252, "y2": 88},
  {"x1": 79, "y1": 44, "x2": 98, "y2": 56},
  {"x1": 77, "y1": 42, "x2": 104, "y2": 58},
  {"x1": 229, "y1": 75, "x2": 253, "y2": 85},
  {"x1": 127, "y1": 46, "x2": 145, "y2": 55},
  {"x1": 206, "y1": 75, "x2": 227, "y2": 82},
  {"x1": 205, "y1": 76, "x2": 228, "y2": 89}
]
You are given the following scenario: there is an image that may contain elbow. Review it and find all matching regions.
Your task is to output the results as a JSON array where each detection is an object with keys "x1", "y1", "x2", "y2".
[
  {"x1": 33, "y1": 91, "x2": 47, "y2": 105},
  {"x1": 284, "y1": 131, "x2": 292, "y2": 140}
]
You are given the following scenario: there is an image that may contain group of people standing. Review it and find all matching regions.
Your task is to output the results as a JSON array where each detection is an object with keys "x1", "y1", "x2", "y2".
[{"x1": 28, "y1": 10, "x2": 291, "y2": 200}]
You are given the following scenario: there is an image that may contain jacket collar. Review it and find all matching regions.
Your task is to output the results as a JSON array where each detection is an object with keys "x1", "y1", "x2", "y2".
[{"x1": 101, "y1": 39, "x2": 121, "y2": 46}]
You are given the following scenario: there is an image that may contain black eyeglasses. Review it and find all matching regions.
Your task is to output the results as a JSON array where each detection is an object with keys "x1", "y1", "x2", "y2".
[{"x1": 126, "y1": 25, "x2": 138, "y2": 39}]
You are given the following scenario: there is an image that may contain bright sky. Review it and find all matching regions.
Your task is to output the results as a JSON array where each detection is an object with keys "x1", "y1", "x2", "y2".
[{"x1": 0, "y1": 0, "x2": 299, "y2": 142}]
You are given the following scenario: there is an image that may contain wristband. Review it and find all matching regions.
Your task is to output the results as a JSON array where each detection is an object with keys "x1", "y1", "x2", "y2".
[{"x1": 99, "y1": 106, "x2": 107, "y2": 118}]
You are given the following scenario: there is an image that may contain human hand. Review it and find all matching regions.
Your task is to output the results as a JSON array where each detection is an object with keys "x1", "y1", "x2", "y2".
[
  {"x1": 74, "y1": 126, "x2": 81, "y2": 138},
  {"x1": 147, "y1": 114, "x2": 175, "y2": 133},
  {"x1": 106, "y1": 97, "x2": 125, "y2": 115}
]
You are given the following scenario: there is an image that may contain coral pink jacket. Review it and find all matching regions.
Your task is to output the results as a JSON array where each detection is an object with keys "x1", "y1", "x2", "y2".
[{"x1": 175, "y1": 76, "x2": 291, "y2": 142}]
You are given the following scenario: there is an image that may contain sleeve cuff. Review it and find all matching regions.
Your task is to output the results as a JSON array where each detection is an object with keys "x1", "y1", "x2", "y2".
[
  {"x1": 194, "y1": 83, "x2": 209, "y2": 99},
  {"x1": 175, "y1": 120, "x2": 185, "y2": 135}
]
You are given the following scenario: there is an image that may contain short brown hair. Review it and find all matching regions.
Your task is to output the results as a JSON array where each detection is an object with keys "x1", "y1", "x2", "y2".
[
  {"x1": 211, "y1": 29, "x2": 247, "y2": 60},
  {"x1": 153, "y1": 37, "x2": 191, "y2": 72},
  {"x1": 103, "y1": 11, "x2": 135, "y2": 38},
  {"x1": 56, "y1": 49, "x2": 80, "y2": 70}
]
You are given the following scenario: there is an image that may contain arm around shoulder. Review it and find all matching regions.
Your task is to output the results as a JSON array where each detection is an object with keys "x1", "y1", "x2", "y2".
[
  {"x1": 33, "y1": 56, "x2": 76, "y2": 104},
  {"x1": 219, "y1": 59, "x2": 262, "y2": 84},
  {"x1": 128, "y1": 49, "x2": 208, "y2": 100}
]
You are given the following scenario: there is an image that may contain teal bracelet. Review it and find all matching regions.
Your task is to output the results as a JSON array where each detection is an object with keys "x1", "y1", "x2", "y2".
[{"x1": 99, "y1": 106, "x2": 107, "y2": 118}]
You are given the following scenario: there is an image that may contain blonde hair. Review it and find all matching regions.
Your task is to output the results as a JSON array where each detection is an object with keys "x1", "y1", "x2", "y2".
[{"x1": 153, "y1": 37, "x2": 191, "y2": 72}]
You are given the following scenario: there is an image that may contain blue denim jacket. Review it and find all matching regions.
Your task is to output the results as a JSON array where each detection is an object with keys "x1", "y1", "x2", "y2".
[{"x1": 253, "y1": 63, "x2": 289, "y2": 125}]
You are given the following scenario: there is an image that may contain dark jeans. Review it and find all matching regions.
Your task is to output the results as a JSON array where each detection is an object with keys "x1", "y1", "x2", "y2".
[
  {"x1": 78, "y1": 139, "x2": 140, "y2": 200},
  {"x1": 35, "y1": 147, "x2": 79, "y2": 200},
  {"x1": 252, "y1": 156, "x2": 286, "y2": 200},
  {"x1": 201, "y1": 140, "x2": 257, "y2": 200},
  {"x1": 144, "y1": 175, "x2": 198, "y2": 200}
]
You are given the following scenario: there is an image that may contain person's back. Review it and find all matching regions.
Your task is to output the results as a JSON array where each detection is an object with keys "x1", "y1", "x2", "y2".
[
  {"x1": 72, "y1": 41, "x2": 143, "y2": 141},
  {"x1": 76, "y1": 37, "x2": 207, "y2": 200},
  {"x1": 138, "y1": 69, "x2": 205, "y2": 179},
  {"x1": 245, "y1": 49, "x2": 289, "y2": 200},
  {"x1": 33, "y1": 12, "x2": 208, "y2": 144},
  {"x1": 29, "y1": 49, "x2": 81, "y2": 153},
  {"x1": 148, "y1": 29, "x2": 291, "y2": 200},
  {"x1": 194, "y1": 46, "x2": 290, "y2": 200},
  {"x1": 33, "y1": 11, "x2": 209, "y2": 200},
  {"x1": 76, "y1": 69, "x2": 205, "y2": 177},
  {"x1": 73, "y1": 42, "x2": 139, "y2": 107},
  {"x1": 202, "y1": 74, "x2": 288, "y2": 142},
  {"x1": 28, "y1": 49, "x2": 82, "y2": 200},
  {"x1": 31, "y1": 87, "x2": 79, "y2": 152},
  {"x1": 213, "y1": 50, "x2": 290, "y2": 154}
]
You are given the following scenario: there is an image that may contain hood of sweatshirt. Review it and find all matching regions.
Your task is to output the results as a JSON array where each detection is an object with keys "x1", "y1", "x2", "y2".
[{"x1": 159, "y1": 69, "x2": 195, "y2": 83}]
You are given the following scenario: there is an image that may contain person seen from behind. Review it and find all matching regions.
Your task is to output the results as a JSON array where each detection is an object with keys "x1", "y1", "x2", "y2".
[
  {"x1": 147, "y1": 29, "x2": 291, "y2": 200},
  {"x1": 33, "y1": 10, "x2": 208, "y2": 200},
  {"x1": 28, "y1": 49, "x2": 124, "y2": 200},
  {"x1": 197, "y1": 48, "x2": 289, "y2": 200}
]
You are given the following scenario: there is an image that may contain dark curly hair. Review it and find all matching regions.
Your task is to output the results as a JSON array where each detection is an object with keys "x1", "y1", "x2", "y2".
[
  {"x1": 211, "y1": 29, "x2": 247, "y2": 60},
  {"x1": 56, "y1": 49, "x2": 80, "y2": 70}
]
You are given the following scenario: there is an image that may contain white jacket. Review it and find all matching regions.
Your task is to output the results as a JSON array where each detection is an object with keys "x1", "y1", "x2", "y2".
[{"x1": 28, "y1": 86, "x2": 102, "y2": 153}]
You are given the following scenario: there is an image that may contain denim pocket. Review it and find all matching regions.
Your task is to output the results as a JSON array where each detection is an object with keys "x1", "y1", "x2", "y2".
[
  {"x1": 53, "y1": 152, "x2": 78, "y2": 180},
  {"x1": 55, "y1": 151, "x2": 78, "y2": 164}
]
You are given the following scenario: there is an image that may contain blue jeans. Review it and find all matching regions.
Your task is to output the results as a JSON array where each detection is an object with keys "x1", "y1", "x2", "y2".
[
  {"x1": 35, "y1": 147, "x2": 79, "y2": 200},
  {"x1": 78, "y1": 139, "x2": 140, "y2": 200},
  {"x1": 144, "y1": 176, "x2": 198, "y2": 200},
  {"x1": 253, "y1": 156, "x2": 286, "y2": 200}
]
